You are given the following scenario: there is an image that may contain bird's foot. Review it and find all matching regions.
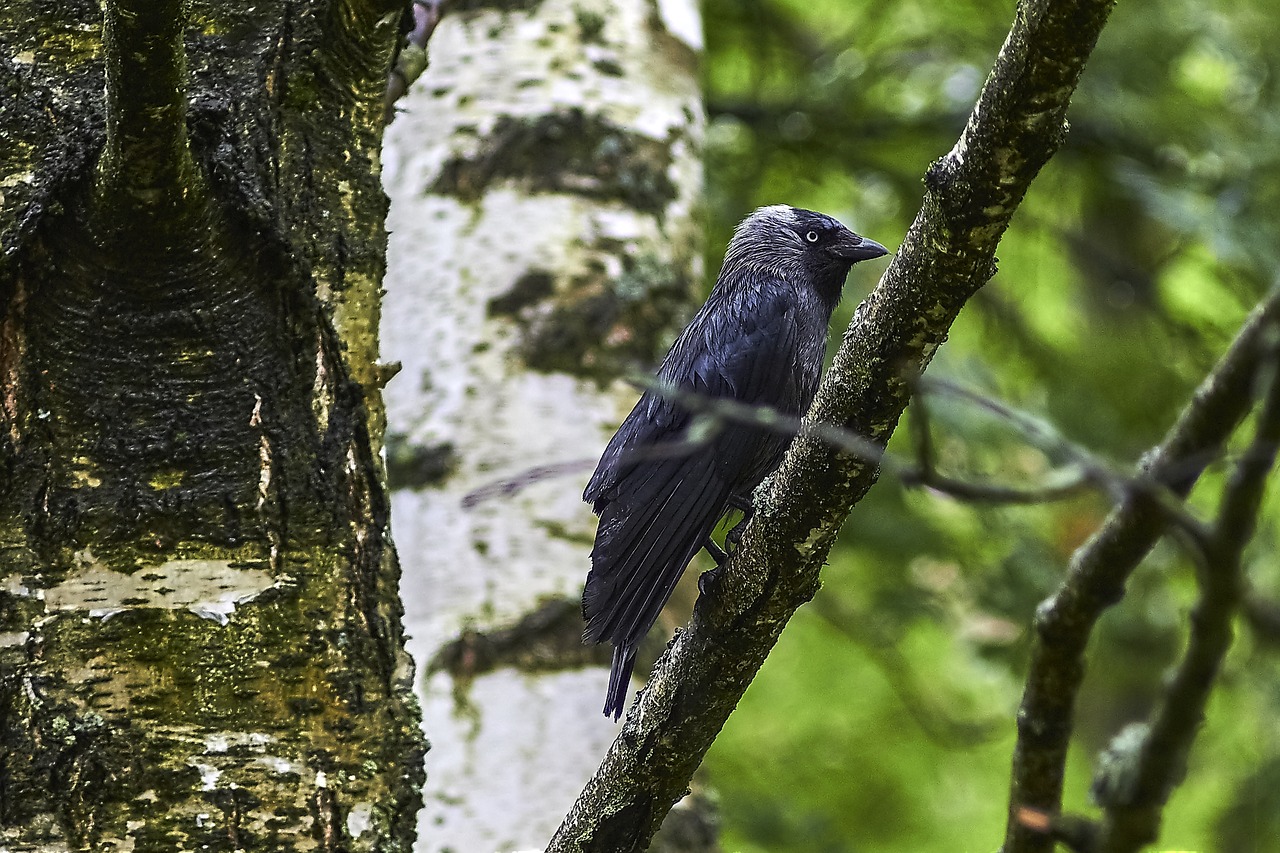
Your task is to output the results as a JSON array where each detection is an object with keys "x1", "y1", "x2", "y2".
[
  {"x1": 725, "y1": 497, "x2": 754, "y2": 554},
  {"x1": 698, "y1": 563, "x2": 723, "y2": 596}
]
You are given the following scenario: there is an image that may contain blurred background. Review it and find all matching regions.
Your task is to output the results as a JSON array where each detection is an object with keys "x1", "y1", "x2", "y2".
[{"x1": 693, "y1": 0, "x2": 1280, "y2": 850}]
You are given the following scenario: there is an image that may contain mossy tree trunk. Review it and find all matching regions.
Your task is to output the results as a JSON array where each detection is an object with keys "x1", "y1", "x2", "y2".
[
  {"x1": 379, "y1": 0, "x2": 705, "y2": 849},
  {"x1": 0, "y1": 0, "x2": 423, "y2": 849}
]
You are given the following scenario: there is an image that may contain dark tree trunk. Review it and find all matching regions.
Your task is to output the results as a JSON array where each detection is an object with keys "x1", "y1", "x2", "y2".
[{"x1": 0, "y1": 0, "x2": 424, "y2": 848}]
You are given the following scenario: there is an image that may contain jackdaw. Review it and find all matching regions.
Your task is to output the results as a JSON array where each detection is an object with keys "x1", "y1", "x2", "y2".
[{"x1": 582, "y1": 205, "x2": 890, "y2": 719}]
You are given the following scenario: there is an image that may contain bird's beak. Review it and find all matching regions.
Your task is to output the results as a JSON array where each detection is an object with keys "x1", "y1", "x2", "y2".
[{"x1": 833, "y1": 235, "x2": 890, "y2": 263}]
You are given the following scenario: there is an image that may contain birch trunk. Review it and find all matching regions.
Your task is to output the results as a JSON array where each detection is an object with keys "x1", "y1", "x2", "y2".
[{"x1": 380, "y1": 0, "x2": 704, "y2": 848}]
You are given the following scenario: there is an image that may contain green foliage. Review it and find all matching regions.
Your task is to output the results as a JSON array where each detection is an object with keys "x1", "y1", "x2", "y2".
[{"x1": 699, "y1": 0, "x2": 1280, "y2": 849}]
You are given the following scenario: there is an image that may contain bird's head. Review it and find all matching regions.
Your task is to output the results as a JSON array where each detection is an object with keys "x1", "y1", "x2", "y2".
[{"x1": 722, "y1": 205, "x2": 889, "y2": 304}]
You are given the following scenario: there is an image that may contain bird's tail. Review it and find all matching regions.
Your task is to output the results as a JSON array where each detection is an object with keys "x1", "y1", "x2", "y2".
[
  {"x1": 604, "y1": 644, "x2": 636, "y2": 720},
  {"x1": 584, "y1": 454, "x2": 731, "y2": 719}
]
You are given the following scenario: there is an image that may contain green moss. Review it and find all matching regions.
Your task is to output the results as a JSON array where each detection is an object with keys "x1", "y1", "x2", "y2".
[
  {"x1": 385, "y1": 436, "x2": 458, "y2": 489},
  {"x1": 431, "y1": 109, "x2": 679, "y2": 216},
  {"x1": 149, "y1": 469, "x2": 185, "y2": 489},
  {"x1": 574, "y1": 7, "x2": 607, "y2": 43},
  {"x1": 499, "y1": 249, "x2": 693, "y2": 380},
  {"x1": 449, "y1": 0, "x2": 544, "y2": 12}
]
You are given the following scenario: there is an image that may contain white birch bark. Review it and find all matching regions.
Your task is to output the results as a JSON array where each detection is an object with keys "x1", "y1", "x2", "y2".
[{"x1": 381, "y1": 0, "x2": 704, "y2": 849}]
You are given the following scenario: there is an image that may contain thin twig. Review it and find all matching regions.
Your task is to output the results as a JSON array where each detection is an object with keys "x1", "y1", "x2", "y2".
[
  {"x1": 459, "y1": 374, "x2": 1199, "y2": 532},
  {"x1": 461, "y1": 378, "x2": 1093, "y2": 510},
  {"x1": 384, "y1": 0, "x2": 446, "y2": 124},
  {"x1": 460, "y1": 460, "x2": 596, "y2": 508},
  {"x1": 901, "y1": 377, "x2": 1095, "y2": 502}
]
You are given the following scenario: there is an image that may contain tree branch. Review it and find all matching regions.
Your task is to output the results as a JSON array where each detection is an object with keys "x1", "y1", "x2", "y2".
[
  {"x1": 549, "y1": 0, "x2": 1119, "y2": 848},
  {"x1": 384, "y1": 0, "x2": 446, "y2": 124},
  {"x1": 1003, "y1": 286, "x2": 1280, "y2": 853},
  {"x1": 919, "y1": 380, "x2": 1212, "y2": 546},
  {"x1": 1092, "y1": 339, "x2": 1280, "y2": 852}
]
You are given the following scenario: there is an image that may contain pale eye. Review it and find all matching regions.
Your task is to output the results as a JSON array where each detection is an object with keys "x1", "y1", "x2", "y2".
[{"x1": 805, "y1": 230, "x2": 820, "y2": 243}]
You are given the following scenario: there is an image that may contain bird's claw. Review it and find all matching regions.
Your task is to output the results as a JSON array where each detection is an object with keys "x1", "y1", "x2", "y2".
[
  {"x1": 725, "y1": 520, "x2": 746, "y2": 551},
  {"x1": 703, "y1": 537, "x2": 728, "y2": 566},
  {"x1": 698, "y1": 564, "x2": 723, "y2": 595}
]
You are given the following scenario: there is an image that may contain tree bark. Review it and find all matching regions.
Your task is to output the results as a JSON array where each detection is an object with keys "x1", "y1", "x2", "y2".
[
  {"x1": 379, "y1": 0, "x2": 704, "y2": 849},
  {"x1": 0, "y1": 1, "x2": 423, "y2": 849}
]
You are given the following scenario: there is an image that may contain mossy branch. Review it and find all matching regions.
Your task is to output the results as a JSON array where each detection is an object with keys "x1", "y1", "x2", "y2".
[
  {"x1": 385, "y1": 0, "x2": 446, "y2": 124},
  {"x1": 547, "y1": 0, "x2": 1118, "y2": 849}
]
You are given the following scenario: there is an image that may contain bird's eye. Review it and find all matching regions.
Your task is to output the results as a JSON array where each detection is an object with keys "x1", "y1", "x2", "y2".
[{"x1": 805, "y1": 230, "x2": 820, "y2": 243}]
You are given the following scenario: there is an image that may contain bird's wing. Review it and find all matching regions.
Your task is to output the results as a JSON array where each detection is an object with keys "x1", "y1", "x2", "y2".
[
  {"x1": 582, "y1": 387, "x2": 689, "y2": 509},
  {"x1": 584, "y1": 445, "x2": 725, "y2": 719},
  {"x1": 582, "y1": 281, "x2": 804, "y2": 661},
  {"x1": 688, "y1": 284, "x2": 804, "y2": 487},
  {"x1": 688, "y1": 285, "x2": 803, "y2": 410},
  {"x1": 584, "y1": 280, "x2": 803, "y2": 506}
]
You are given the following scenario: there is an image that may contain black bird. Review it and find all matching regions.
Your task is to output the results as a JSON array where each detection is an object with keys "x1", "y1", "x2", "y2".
[{"x1": 582, "y1": 205, "x2": 890, "y2": 719}]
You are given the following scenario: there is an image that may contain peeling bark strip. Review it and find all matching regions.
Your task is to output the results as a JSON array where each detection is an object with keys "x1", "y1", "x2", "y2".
[
  {"x1": 548, "y1": 0, "x2": 1118, "y2": 849},
  {"x1": 0, "y1": 0, "x2": 422, "y2": 849}
]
